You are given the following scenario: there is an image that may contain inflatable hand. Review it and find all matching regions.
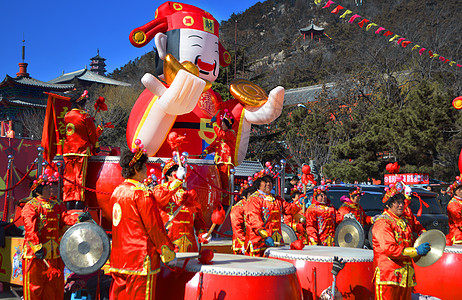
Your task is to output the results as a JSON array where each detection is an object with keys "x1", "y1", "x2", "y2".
[
  {"x1": 265, "y1": 237, "x2": 275, "y2": 247},
  {"x1": 416, "y1": 242, "x2": 431, "y2": 256},
  {"x1": 244, "y1": 86, "x2": 284, "y2": 125},
  {"x1": 142, "y1": 70, "x2": 206, "y2": 115},
  {"x1": 176, "y1": 166, "x2": 186, "y2": 180}
]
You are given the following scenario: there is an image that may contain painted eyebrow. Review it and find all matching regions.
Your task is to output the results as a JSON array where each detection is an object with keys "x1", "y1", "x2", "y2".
[
  {"x1": 191, "y1": 44, "x2": 203, "y2": 47},
  {"x1": 188, "y1": 35, "x2": 203, "y2": 39}
]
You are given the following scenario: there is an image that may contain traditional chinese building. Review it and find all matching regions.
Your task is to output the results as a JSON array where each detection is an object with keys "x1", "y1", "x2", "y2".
[
  {"x1": 0, "y1": 62, "x2": 74, "y2": 138},
  {"x1": 299, "y1": 23, "x2": 325, "y2": 42},
  {"x1": 48, "y1": 67, "x2": 131, "y2": 89},
  {"x1": 90, "y1": 49, "x2": 107, "y2": 76}
]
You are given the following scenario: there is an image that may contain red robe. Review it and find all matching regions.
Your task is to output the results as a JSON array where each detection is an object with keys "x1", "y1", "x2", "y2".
[
  {"x1": 337, "y1": 201, "x2": 371, "y2": 227},
  {"x1": 245, "y1": 190, "x2": 300, "y2": 256},
  {"x1": 230, "y1": 199, "x2": 248, "y2": 254},
  {"x1": 21, "y1": 197, "x2": 79, "y2": 300},
  {"x1": 204, "y1": 123, "x2": 237, "y2": 206},
  {"x1": 110, "y1": 179, "x2": 175, "y2": 300},
  {"x1": 283, "y1": 199, "x2": 308, "y2": 244},
  {"x1": 63, "y1": 108, "x2": 102, "y2": 203},
  {"x1": 447, "y1": 196, "x2": 462, "y2": 245},
  {"x1": 305, "y1": 200, "x2": 336, "y2": 246},
  {"x1": 372, "y1": 210, "x2": 416, "y2": 300},
  {"x1": 153, "y1": 180, "x2": 208, "y2": 252}
]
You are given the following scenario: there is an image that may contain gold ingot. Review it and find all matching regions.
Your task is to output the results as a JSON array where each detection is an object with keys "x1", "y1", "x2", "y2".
[
  {"x1": 229, "y1": 78, "x2": 268, "y2": 107},
  {"x1": 452, "y1": 96, "x2": 462, "y2": 110},
  {"x1": 163, "y1": 54, "x2": 212, "y2": 92}
]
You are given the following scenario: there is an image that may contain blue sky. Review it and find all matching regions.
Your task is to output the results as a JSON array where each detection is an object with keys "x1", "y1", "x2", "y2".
[{"x1": 0, "y1": 0, "x2": 261, "y2": 82}]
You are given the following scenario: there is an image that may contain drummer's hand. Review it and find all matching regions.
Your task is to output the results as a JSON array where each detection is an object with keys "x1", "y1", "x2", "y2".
[
  {"x1": 176, "y1": 166, "x2": 186, "y2": 180},
  {"x1": 198, "y1": 232, "x2": 211, "y2": 244},
  {"x1": 35, "y1": 248, "x2": 45, "y2": 260},
  {"x1": 344, "y1": 213, "x2": 355, "y2": 220},
  {"x1": 265, "y1": 237, "x2": 275, "y2": 247},
  {"x1": 416, "y1": 242, "x2": 431, "y2": 256},
  {"x1": 78, "y1": 212, "x2": 92, "y2": 222},
  {"x1": 166, "y1": 258, "x2": 178, "y2": 268},
  {"x1": 331, "y1": 256, "x2": 346, "y2": 276},
  {"x1": 241, "y1": 245, "x2": 246, "y2": 254}
]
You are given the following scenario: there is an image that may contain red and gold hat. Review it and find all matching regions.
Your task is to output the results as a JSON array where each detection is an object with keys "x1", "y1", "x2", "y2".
[
  {"x1": 30, "y1": 166, "x2": 60, "y2": 191},
  {"x1": 382, "y1": 184, "x2": 399, "y2": 203},
  {"x1": 448, "y1": 175, "x2": 462, "y2": 195},
  {"x1": 162, "y1": 158, "x2": 178, "y2": 175},
  {"x1": 220, "y1": 109, "x2": 235, "y2": 127},
  {"x1": 349, "y1": 186, "x2": 363, "y2": 196},
  {"x1": 129, "y1": 139, "x2": 147, "y2": 167},
  {"x1": 312, "y1": 185, "x2": 328, "y2": 199},
  {"x1": 129, "y1": 1, "x2": 231, "y2": 67}
]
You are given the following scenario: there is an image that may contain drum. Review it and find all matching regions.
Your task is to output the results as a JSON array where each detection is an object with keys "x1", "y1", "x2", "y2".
[
  {"x1": 265, "y1": 245, "x2": 374, "y2": 300},
  {"x1": 156, "y1": 253, "x2": 303, "y2": 300},
  {"x1": 414, "y1": 245, "x2": 462, "y2": 299}
]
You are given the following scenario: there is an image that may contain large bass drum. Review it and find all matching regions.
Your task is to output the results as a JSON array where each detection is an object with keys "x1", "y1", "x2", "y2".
[{"x1": 281, "y1": 223, "x2": 298, "y2": 245}]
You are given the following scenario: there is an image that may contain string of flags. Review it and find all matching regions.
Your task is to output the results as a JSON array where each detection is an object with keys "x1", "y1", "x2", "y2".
[{"x1": 314, "y1": 0, "x2": 462, "y2": 69}]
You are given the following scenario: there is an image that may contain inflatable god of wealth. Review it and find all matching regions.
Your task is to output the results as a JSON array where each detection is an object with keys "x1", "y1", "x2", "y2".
[{"x1": 126, "y1": 1, "x2": 284, "y2": 165}]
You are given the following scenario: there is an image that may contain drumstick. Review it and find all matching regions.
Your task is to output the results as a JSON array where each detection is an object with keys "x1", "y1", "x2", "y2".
[{"x1": 43, "y1": 259, "x2": 50, "y2": 268}]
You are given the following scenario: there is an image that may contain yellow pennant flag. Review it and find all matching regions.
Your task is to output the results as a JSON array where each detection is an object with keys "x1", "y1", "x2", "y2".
[
  {"x1": 389, "y1": 34, "x2": 400, "y2": 42},
  {"x1": 449, "y1": 61, "x2": 456, "y2": 66},
  {"x1": 366, "y1": 23, "x2": 378, "y2": 31},
  {"x1": 340, "y1": 9, "x2": 353, "y2": 18},
  {"x1": 314, "y1": 0, "x2": 322, "y2": 5},
  {"x1": 412, "y1": 45, "x2": 421, "y2": 51}
]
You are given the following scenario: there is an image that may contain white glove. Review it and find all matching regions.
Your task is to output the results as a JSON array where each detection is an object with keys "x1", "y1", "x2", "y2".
[
  {"x1": 176, "y1": 166, "x2": 186, "y2": 180},
  {"x1": 241, "y1": 245, "x2": 246, "y2": 254},
  {"x1": 344, "y1": 213, "x2": 355, "y2": 220},
  {"x1": 199, "y1": 232, "x2": 212, "y2": 244}
]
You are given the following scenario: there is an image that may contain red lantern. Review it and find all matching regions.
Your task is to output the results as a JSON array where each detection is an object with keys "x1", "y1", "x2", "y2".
[{"x1": 302, "y1": 165, "x2": 311, "y2": 175}]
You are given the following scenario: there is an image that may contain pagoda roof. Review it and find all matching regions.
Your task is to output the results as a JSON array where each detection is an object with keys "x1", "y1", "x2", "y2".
[
  {"x1": 234, "y1": 160, "x2": 264, "y2": 177},
  {"x1": 91, "y1": 54, "x2": 106, "y2": 61},
  {"x1": 299, "y1": 24, "x2": 325, "y2": 34},
  {"x1": 0, "y1": 74, "x2": 74, "y2": 90},
  {"x1": 0, "y1": 95, "x2": 47, "y2": 108},
  {"x1": 48, "y1": 69, "x2": 131, "y2": 86}
]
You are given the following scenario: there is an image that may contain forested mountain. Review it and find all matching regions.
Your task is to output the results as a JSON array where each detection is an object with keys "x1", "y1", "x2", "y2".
[{"x1": 105, "y1": 0, "x2": 462, "y2": 182}]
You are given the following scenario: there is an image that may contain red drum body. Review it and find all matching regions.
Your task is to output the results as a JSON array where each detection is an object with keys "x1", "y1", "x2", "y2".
[
  {"x1": 157, "y1": 253, "x2": 303, "y2": 300},
  {"x1": 414, "y1": 245, "x2": 462, "y2": 299},
  {"x1": 265, "y1": 246, "x2": 374, "y2": 300},
  {"x1": 83, "y1": 156, "x2": 221, "y2": 229}
]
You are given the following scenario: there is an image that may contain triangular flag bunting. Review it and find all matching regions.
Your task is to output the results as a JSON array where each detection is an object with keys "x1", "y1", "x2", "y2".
[
  {"x1": 396, "y1": 37, "x2": 405, "y2": 44},
  {"x1": 366, "y1": 23, "x2": 377, "y2": 31},
  {"x1": 375, "y1": 27, "x2": 386, "y2": 34},
  {"x1": 412, "y1": 45, "x2": 421, "y2": 51},
  {"x1": 348, "y1": 14, "x2": 361, "y2": 23},
  {"x1": 449, "y1": 61, "x2": 456, "y2": 66},
  {"x1": 389, "y1": 35, "x2": 400, "y2": 42},
  {"x1": 339, "y1": 9, "x2": 353, "y2": 18},
  {"x1": 401, "y1": 41, "x2": 412, "y2": 47},
  {"x1": 331, "y1": 5, "x2": 344, "y2": 14},
  {"x1": 323, "y1": 0, "x2": 335, "y2": 8},
  {"x1": 383, "y1": 31, "x2": 394, "y2": 37},
  {"x1": 358, "y1": 19, "x2": 369, "y2": 28},
  {"x1": 419, "y1": 48, "x2": 427, "y2": 55}
]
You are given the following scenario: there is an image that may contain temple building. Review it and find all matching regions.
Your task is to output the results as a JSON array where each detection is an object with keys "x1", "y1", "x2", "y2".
[
  {"x1": 90, "y1": 49, "x2": 107, "y2": 76},
  {"x1": 0, "y1": 62, "x2": 73, "y2": 138},
  {"x1": 299, "y1": 23, "x2": 325, "y2": 42}
]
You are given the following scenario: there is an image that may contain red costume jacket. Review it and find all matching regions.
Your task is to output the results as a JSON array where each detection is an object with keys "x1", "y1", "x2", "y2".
[
  {"x1": 245, "y1": 191, "x2": 300, "y2": 255},
  {"x1": 204, "y1": 123, "x2": 237, "y2": 166},
  {"x1": 63, "y1": 109, "x2": 102, "y2": 156},
  {"x1": 372, "y1": 210, "x2": 416, "y2": 288},
  {"x1": 447, "y1": 196, "x2": 462, "y2": 245},
  {"x1": 153, "y1": 180, "x2": 208, "y2": 252},
  {"x1": 337, "y1": 202, "x2": 371, "y2": 227},
  {"x1": 22, "y1": 197, "x2": 79, "y2": 259},
  {"x1": 230, "y1": 198, "x2": 248, "y2": 253},
  {"x1": 305, "y1": 200, "x2": 336, "y2": 246},
  {"x1": 110, "y1": 179, "x2": 175, "y2": 275}
]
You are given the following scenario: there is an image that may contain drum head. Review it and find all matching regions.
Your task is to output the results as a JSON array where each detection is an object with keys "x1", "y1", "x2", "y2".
[
  {"x1": 335, "y1": 218, "x2": 365, "y2": 248},
  {"x1": 281, "y1": 223, "x2": 298, "y2": 244},
  {"x1": 414, "y1": 229, "x2": 446, "y2": 267},
  {"x1": 60, "y1": 222, "x2": 111, "y2": 275}
]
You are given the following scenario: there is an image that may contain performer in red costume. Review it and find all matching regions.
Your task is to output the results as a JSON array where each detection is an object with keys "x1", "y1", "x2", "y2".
[
  {"x1": 372, "y1": 191, "x2": 431, "y2": 300},
  {"x1": 284, "y1": 191, "x2": 308, "y2": 244},
  {"x1": 110, "y1": 148, "x2": 176, "y2": 300},
  {"x1": 22, "y1": 172, "x2": 83, "y2": 300},
  {"x1": 337, "y1": 186, "x2": 371, "y2": 226},
  {"x1": 446, "y1": 177, "x2": 462, "y2": 245},
  {"x1": 305, "y1": 186, "x2": 336, "y2": 246},
  {"x1": 245, "y1": 174, "x2": 300, "y2": 257},
  {"x1": 153, "y1": 159, "x2": 209, "y2": 252},
  {"x1": 63, "y1": 90, "x2": 103, "y2": 210},
  {"x1": 202, "y1": 109, "x2": 237, "y2": 206},
  {"x1": 230, "y1": 185, "x2": 257, "y2": 254},
  {"x1": 394, "y1": 180, "x2": 426, "y2": 236}
]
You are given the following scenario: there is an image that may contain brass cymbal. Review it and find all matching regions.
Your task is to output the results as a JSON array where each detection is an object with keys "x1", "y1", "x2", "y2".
[
  {"x1": 334, "y1": 218, "x2": 365, "y2": 248},
  {"x1": 414, "y1": 229, "x2": 446, "y2": 267}
]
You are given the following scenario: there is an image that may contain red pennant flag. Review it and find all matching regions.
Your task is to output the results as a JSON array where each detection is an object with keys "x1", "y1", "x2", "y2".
[
  {"x1": 348, "y1": 14, "x2": 361, "y2": 23},
  {"x1": 401, "y1": 41, "x2": 412, "y2": 47},
  {"x1": 419, "y1": 48, "x2": 427, "y2": 55},
  {"x1": 375, "y1": 27, "x2": 385, "y2": 34},
  {"x1": 397, "y1": 38, "x2": 405, "y2": 45},
  {"x1": 41, "y1": 93, "x2": 72, "y2": 163},
  {"x1": 383, "y1": 31, "x2": 393, "y2": 37},
  {"x1": 358, "y1": 19, "x2": 369, "y2": 28},
  {"x1": 331, "y1": 5, "x2": 344, "y2": 14},
  {"x1": 323, "y1": 0, "x2": 335, "y2": 8}
]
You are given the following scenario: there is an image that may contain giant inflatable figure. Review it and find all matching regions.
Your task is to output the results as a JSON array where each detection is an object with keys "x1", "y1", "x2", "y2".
[{"x1": 126, "y1": 1, "x2": 284, "y2": 167}]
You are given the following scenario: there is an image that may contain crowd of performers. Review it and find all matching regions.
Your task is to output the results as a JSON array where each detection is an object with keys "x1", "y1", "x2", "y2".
[{"x1": 18, "y1": 90, "x2": 462, "y2": 299}]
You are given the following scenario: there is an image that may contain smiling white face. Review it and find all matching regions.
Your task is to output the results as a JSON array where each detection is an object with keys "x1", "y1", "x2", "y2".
[{"x1": 178, "y1": 28, "x2": 220, "y2": 82}]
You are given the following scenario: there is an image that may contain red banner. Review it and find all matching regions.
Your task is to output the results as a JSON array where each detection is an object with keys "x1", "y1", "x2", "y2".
[
  {"x1": 41, "y1": 93, "x2": 71, "y2": 163},
  {"x1": 384, "y1": 173, "x2": 430, "y2": 185}
]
